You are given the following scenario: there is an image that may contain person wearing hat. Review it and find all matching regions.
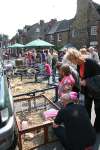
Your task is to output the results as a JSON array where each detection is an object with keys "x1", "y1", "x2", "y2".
[{"x1": 53, "y1": 92, "x2": 96, "y2": 150}]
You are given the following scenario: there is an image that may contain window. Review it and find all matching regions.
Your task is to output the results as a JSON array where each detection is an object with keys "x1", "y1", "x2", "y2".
[
  {"x1": 23, "y1": 28, "x2": 27, "y2": 33},
  {"x1": 36, "y1": 28, "x2": 40, "y2": 33},
  {"x1": 72, "y1": 30, "x2": 75, "y2": 38},
  {"x1": 57, "y1": 33, "x2": 62, "y2": 41},
  {"x1": 91, "y1": 26, "x2": 97, "y2": 35},
  {"x1": 72, "y1": 30, "x2": 79, "y2": 38},
  {"x1": 90, "y1": 41, "x2": 98, "y2": 46},
  {"x1": 50, "y1": 35, "x2": 54, "y2": 42}
]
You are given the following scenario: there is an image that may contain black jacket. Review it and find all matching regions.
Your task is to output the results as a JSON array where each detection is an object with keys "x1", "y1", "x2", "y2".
[
  {"x1": 78, "y1": 58, "x2": 100, "y2": 79},
  {"x1": 54, "y1": 103, "x2": 96, "y2": 149},
  {"x1": 78, "y1": 58, "x2": 100, "y2": 96}
]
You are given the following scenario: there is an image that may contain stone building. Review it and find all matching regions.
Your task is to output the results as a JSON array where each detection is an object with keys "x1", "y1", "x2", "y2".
[
  {"x1": 10, "y1": 25, "x2": 31, "y2": 45},
  {"x1": 46, "y1": 20, "x2": 71, "y2": 48},
  {"x1": 46, "y1": 0, "x2": 100, "y2": 49},
  {"x1": 26, "y1": 19, "x2": 58, "y2": 43},
  {"x1": 10, "y1": 0, "x2": 100, "y2": 49},
  {"x1": 97, "y1": 20, "x2": 100, "y2": 54},
  {"x1": 10, "y1": 19, "x2": 57, "y2": 45},
  {"x1": 69, "y1": 0, "x2": 100, "y2": 49}
]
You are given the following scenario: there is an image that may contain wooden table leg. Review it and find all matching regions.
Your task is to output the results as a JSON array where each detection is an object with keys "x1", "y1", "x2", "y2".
[
  {"x1": 18, "y1": 133, "x2": 22, "y2": 150},
  {"x1": 44, "y1": 126, "x2": 48, "y2": 144}
]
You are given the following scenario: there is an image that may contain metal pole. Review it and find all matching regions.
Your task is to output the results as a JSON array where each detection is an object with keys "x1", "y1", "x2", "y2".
[{"x1": 55, "y1": 85, "x2": 58, "y2": 102}]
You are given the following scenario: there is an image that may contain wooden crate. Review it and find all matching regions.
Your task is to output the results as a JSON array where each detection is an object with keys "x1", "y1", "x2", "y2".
[
  {"x1": 15, "y1": 59, "x2": 24, "y2": 67},
  {"x1": 14, "y1": 95, "x2": 60, "y2": 150}
]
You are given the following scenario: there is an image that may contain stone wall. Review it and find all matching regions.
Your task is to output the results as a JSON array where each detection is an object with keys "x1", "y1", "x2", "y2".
[
  {"x1": 70, "y1": 0, "x2": 100, "y2": 48},
  {"x1": 56, "y1": 31, "x2": 69, "y2": 47},
  {"x1": 97, "y1": 20, "x2": 100, "y2": 54}
]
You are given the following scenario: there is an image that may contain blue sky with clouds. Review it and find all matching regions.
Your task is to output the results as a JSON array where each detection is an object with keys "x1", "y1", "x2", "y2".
[{"x1": 0, "y1": 0, "x2": 100, "y2": 38}]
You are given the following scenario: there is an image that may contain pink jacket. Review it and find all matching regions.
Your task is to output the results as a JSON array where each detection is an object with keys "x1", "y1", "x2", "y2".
[
  {"x1": 58, "y1": 74, "x2": 75, "y2": 97},
  {"x1": 45, "y1": 63, "x2": 52, "y2": 76}
]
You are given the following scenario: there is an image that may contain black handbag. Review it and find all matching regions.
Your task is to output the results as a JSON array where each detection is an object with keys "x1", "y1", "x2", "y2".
[{"x1": 86, "y1": 75, "x2": 100, "y2": 97}]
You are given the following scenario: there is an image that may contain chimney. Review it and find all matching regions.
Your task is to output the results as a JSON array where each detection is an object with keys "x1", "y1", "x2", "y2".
[
  {"x1": 40, "y1": 20, "x2": 44, "y2": 26},
  {"x1": 77, "y1": 0, "x2": 91, "y2": 14},
  {"x1": 48, "y1": 19, "x2": 57, "y2": 28},
  {"x1": 50, "y1": 19, "x2": 57, "y2": 24}
]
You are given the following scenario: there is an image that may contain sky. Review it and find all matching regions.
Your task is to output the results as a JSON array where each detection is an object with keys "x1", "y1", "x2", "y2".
[{"x1": 0, "y1": 0, "x2": 100, "y2": 39}]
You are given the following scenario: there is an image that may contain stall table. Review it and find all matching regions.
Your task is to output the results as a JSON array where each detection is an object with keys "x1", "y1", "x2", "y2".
[{"x1": 14, "y1": 94, "x2": 60, "y2": 150}]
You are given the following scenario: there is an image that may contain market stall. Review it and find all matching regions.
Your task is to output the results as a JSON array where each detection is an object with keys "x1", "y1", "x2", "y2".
[{"x1": 14, "y1": 94, "x2": 60, "y2": 150}]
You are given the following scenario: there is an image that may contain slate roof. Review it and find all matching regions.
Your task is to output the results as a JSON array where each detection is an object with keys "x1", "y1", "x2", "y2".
[
  {"x1": 47, "y1": 19, "x2": 71, "y2": 35},
  {"x1": 93, "y1": 2, "x2": 100, "y2": 15},
  {"x1": 56, "y1": 20, "x2": 70, "y2": 33},
  {"x1": 27, "y1": 23, "x2": 39, "y2": 35},
  {"x1": 27, "y1": 22, "x2": 53, "y2": 37},
  {"x1": 47, "y1": 22, "x2": 59, "y2": 34}
]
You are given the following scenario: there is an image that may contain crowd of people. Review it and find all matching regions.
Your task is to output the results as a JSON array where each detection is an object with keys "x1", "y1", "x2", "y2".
[
  {"x1": 22, "y1": 49, "x2": 58, "y2": 83},
  {"x1": 4, "y1": 46, "x2": 100, "y2": 150},
  {"x1": 25, "y1": 46, "x2": 100, "y2": 150},
  {"x1": 52, "y1": 46, "x2": 100, "y2": 150}
]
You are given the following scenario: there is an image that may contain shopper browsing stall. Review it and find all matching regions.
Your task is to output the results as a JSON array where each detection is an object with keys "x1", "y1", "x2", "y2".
[{"x1": 53, "y1": 92, "x2": 96, "y2": 150}]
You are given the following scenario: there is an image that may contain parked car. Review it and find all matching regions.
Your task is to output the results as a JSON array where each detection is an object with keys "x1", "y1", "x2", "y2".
[{"x1": 0, "y1": 65, "x2": 17, "y2": 150}]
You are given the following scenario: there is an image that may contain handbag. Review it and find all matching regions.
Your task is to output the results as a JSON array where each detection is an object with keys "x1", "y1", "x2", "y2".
[{"x1": 86, "y1": 75, "x2": 100, "y2": 97}]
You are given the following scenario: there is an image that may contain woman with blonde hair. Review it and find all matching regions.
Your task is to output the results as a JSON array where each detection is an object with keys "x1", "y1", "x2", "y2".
[
  {"x1": 66, "y1": 48, "x2": 85, "y2": 65},
  {"x1": 66, "y1": 48, "x2": 100, "y2": 133}
]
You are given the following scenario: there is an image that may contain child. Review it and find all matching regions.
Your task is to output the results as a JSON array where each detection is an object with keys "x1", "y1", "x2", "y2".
[
  {"x1": 58, "y1": 64, "x2": 75, "y2": 97},
  {"x1": 44, "y1": 61, "x2": 52, "y2": 84}
]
